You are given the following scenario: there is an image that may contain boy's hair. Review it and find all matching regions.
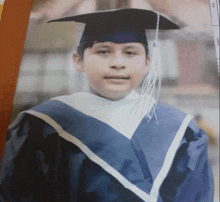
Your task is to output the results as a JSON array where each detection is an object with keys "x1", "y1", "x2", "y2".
[{"x1": 76, "y1": 41, "x2": 149, "y2": 60}]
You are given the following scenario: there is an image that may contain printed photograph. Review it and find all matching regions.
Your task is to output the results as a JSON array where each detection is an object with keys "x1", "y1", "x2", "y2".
[{"x1": 0, "y1": 0, "x2": 219, "y2": 201}]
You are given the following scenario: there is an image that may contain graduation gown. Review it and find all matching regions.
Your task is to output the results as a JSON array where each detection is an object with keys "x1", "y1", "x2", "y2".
[{"x1": 0, "y1": 92, "x2": 214, "y2": 202}]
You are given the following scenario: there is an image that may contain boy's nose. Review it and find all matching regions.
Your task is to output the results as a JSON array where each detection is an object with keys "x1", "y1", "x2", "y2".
[{"x1": 110, "y1": 56, "x2": 126, "y2": 69}]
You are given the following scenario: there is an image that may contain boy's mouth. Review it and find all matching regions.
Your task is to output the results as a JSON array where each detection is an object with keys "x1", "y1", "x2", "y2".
[{"x1": 104, "y1": 75, "x2": 130, "y2": 80}]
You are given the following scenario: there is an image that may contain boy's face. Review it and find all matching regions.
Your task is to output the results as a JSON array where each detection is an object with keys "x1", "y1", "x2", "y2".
[{"x1": 73, "y1": 42, "x2": 150, "y2": 101}]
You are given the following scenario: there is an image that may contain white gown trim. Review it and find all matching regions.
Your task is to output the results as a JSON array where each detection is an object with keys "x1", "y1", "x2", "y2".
[{"x1": 149, "y1": 114, "x2": 193, "y2": 202}]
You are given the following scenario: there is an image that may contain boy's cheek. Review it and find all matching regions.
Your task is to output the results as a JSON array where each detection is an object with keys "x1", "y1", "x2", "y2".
[{"x1": 84, "y1": 56, "x2": 104, "y2": 65}]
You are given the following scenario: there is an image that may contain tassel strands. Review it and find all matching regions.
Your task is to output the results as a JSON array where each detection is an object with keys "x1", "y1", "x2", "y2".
[{"x1": 140, "y1": 12, "x2": 161, "y2": 122}]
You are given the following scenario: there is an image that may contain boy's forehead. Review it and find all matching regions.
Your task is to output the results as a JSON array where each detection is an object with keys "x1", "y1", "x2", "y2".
[{"x1": 92, "y1": 41, "x2": 145, "y2": 49}]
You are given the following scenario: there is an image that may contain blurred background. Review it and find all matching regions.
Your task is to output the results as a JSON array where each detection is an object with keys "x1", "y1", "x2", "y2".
[{"x1": 8, "y1": 0, "x2": 219, "y2": 201}]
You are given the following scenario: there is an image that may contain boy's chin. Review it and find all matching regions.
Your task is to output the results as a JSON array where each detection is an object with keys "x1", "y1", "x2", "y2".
[{"x1": 90, "y1": 89, "x2": 132, "y2": 101}]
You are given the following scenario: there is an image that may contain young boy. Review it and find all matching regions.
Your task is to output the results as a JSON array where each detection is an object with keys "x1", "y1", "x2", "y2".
[{"x1": 0, "y1": 9, "x2": 213, "y2": 202}]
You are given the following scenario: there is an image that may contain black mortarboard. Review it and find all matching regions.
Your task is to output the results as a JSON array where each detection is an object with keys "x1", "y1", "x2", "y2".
[{"x1": 48, "y1": 9, "x2": 179, "y2": 45}]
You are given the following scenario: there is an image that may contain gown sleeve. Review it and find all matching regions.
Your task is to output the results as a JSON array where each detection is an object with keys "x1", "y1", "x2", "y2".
[
  {"x1": 160, "y1": 127, "x2": 214, "y2": 202},
  {"x1": 0, "y1": 114, "x2": 65, "y2": 202}
]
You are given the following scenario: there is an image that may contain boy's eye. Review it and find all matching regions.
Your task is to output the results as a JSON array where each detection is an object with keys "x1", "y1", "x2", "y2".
[
  {"x1": 125, "y1": 51, "x2": 136, "y2": 56},
  {"x1": 97, "y1": 50, "x2": 109, "y2": 55}
]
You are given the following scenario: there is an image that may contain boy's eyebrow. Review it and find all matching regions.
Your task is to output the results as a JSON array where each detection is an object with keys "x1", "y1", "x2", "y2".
[
  {"x1": 125, "y1": 46, "x2": 138, "y2": 49},
  {"x1": 93, "y1": 44, "x2": 111, "y2": 48},
  {"x1": 124, "y1": 45, "x2": 142, "y2": 50}
]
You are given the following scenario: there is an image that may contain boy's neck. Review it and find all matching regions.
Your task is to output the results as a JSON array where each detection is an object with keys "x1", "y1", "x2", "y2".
[{"x1": 88, "y1": 89, "x2": 137, "y2": 101}]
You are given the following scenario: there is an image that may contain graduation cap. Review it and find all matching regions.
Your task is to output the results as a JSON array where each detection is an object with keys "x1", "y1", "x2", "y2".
[{"x1": 48, "y1": 8, "x2": 179, "y2": 45}]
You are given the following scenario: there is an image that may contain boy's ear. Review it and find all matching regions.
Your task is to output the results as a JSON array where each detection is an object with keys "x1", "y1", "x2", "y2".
[
  {"x1": 144, "y1": 56, "x2": 151, "y2": 74},
  {"x1": 72, "y1": 52, "x2": 84, "y2": 73}
]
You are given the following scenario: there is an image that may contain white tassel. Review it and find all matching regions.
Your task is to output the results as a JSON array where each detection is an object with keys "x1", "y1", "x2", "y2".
[{"x1": 139, "y1": 12, "x2": 161, "y2": 122}]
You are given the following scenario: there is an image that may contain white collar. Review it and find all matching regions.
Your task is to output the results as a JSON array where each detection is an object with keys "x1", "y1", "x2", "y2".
[{"x1": 52, "y1": 91, "x2": 156, "y2": 139}]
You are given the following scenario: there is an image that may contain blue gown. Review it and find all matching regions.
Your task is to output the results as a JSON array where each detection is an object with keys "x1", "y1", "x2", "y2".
[{"x1": 0, "y1": 92, "x2": 214, "y2": 202}]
